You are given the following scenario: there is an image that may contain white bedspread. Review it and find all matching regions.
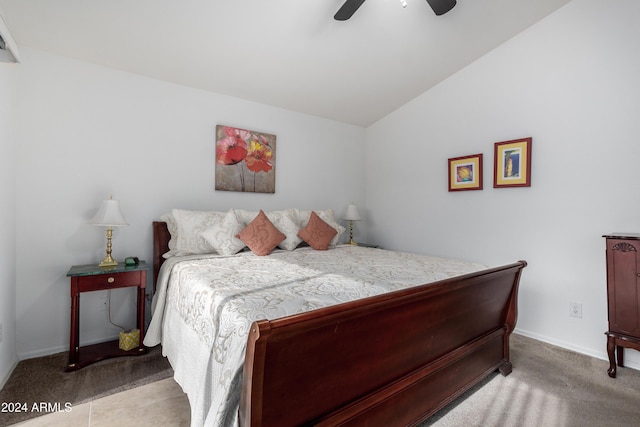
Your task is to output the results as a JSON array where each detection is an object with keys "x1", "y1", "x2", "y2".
[{"x1": 144, "y1": 245, "x2": 485, "y2": 427}]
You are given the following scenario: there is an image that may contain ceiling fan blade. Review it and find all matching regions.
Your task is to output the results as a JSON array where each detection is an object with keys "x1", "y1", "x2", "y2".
[
  {"x1": 426, "y1": 0, "x2": 456, "y2": 15},
  {"x1": 334, "y1": 0, "x2": 367, "y2": 21}
]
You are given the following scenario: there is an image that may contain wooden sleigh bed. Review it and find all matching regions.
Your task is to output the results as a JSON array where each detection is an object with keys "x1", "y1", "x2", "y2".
[{"x1": 150, "y1": 219, "x2": 526, "y2": 427}]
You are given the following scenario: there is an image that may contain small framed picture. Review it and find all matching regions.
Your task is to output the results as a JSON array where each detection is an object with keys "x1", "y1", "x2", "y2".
[
  {"x1": 448, "y1": 154, "x2": 483, "y2": 192},
  {"x1": 494, "y1": 137, "x2": 532, "y2": 188}
]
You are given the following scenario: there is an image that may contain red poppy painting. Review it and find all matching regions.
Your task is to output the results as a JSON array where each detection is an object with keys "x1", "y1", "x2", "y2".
[{"x1": 215, "y1": 125, "x2": 276, "y2": 193}]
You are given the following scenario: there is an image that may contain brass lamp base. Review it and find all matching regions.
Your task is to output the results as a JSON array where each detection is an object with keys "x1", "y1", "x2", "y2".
[
  {"x1": 348, "y1": 221, "x2": 357, "y2": 245},
  {"x1": 99, "y1": 227, "x2": 118, "y2": 267},
  {"x1": 98, "y1": 255, "x2": 118, "y2": 267}
]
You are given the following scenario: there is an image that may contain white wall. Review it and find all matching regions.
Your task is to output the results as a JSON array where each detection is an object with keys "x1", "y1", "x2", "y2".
[
  {"x1": 13, "y1": 48, "x2": 366, "y2": 358},
  {"x1": 0, "y1": 60, "x2": 18, "y2": 384},
  {"x1": 366, "y1": 0, "x2": 640, "y2": 368}
]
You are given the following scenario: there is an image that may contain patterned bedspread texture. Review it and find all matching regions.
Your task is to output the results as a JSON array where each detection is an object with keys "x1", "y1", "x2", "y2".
[{"x1": 145, "y1": 245, "x2": 486, "y2": 427}]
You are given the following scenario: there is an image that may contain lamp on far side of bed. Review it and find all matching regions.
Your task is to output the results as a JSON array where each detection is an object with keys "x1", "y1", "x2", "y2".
[
  {"x1": 343, "y1": 203, "x2": 361, "y2": 245},
  {"x1": 89, "y1": 195, "x2": 128, "y2": 267}
]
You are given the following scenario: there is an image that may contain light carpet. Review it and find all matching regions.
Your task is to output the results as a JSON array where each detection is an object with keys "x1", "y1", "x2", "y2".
[{"x1": 422, "y1": 334, "x2": 640, "y2": 426}]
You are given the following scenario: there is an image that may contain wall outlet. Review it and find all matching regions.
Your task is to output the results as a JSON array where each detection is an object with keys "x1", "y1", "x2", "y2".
[
  {"x1": 100, "y1": 294, "x2": 110, "y2": 311},
  {"x1": 570, "y1": 302, "x2": 583, "y2": 318}
]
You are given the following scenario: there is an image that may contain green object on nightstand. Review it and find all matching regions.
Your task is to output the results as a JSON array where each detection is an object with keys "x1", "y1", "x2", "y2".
[{"x1": 125, "y1": 256, "x2": 140, "y2": 266}]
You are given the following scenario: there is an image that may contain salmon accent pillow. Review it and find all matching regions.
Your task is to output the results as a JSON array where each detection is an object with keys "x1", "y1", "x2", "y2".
[
  {"x1": 297, "y1": 211, "x2": 338, "y2": 250},
  {"x1": 297, "y1": 209, "x2": 345, "y2": 247},
  {"x1": 236, "y1": 210, "x2": 286, "y2": 256}
]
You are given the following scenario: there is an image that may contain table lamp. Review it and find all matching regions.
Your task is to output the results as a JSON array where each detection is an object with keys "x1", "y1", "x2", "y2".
[
  {"x1": 343, "y1": 203, "x2": 361, "y2": 245},
  {"x1": 89, "y1": 195, "x2": 128, "y2": 267}
]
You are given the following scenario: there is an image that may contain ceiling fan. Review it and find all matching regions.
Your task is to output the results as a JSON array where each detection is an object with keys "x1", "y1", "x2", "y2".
[{"x1": 334, "y1": 0, "x2": 456, "y2": 21}]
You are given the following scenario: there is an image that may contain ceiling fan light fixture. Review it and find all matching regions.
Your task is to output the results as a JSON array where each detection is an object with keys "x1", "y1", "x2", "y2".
[
  {"x1": 426, "y1": 0, "x2": 457, "y2": 16},
  {"x1": 334, "y1": 0, "x2": 455, "y2": 21}
]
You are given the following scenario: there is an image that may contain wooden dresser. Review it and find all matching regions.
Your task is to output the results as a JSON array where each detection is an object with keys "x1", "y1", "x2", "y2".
[{"x1": 603, "y1": 233, "x2": 640, "y2": 378}]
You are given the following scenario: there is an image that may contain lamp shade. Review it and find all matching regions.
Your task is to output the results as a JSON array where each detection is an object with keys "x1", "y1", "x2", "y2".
[
  {"x1": 89, "y1": 198, "x2": 128, "y2": 227},
  {"x1": 343, "y1": 204, "x2": 361, "y2": 221}
]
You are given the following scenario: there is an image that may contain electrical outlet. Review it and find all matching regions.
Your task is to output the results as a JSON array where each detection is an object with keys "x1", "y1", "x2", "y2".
[
  {"x1": 100, "y1": 294, "x2": 109, "y2": 311},
  {"x1": 570, "y1": 302, "x2": 582, "y2": 318}
]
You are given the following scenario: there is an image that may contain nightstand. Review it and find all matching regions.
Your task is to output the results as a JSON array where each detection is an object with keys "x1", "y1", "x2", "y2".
[{"x1": 66, "y1": 261, "x2": 149, "y2": 371}]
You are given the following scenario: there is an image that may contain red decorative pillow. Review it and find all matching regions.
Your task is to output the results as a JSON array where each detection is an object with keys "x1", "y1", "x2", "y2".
[
  {"x1": 236, "y1": 210, "x2": 286, "y2": 256},
  {"x1": 297, "y1": 211, "x2": 338, "y2": 250}
]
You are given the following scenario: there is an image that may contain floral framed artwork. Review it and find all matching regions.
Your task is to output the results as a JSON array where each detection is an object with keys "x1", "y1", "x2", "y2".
[
  {"x1": 448, "y1": 154, "x2": 483, "y2": 191},
  {"x1": 493, "y1": 137, "x2": 532, "y2": 188},
  {"x1": 215, "y1": 125, "x2": 276, "y2": 193}
]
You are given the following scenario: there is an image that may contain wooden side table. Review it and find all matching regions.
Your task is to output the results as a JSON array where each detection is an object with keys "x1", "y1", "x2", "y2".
[
  {"x1": 603, "y1": 234, "x2": 640, "y2": 378},
  {"x1": 66, "y1": 261, "x2": 149, "y2": 371}
]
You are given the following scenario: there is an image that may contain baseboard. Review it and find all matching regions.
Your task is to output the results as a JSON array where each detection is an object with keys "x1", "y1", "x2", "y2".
[
  {"x1": 18, "y1": 334, "x2": 121, "y2": 361},
  {"x1": 514, "y1": 327, "x2": 640, "y2": 371},
  {"x1": 0, "y1": 355, "x2": 19, "y2": 390}
]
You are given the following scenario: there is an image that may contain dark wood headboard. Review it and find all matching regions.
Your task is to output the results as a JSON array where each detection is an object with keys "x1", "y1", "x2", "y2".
[{"x1": 152, "y1": 221, "x2": 170, "y2": 292}]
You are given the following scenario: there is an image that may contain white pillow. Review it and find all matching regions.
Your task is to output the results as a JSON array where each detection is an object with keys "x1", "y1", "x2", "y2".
[
  {"x1": 165, "y1": 209, "x2": 226, "y2": 257},
  {"x1": 235, "y1": 209, "x2": 302, "y2": 251},
  {"x1": 297, "y1": 209, "x2": 346, "y2": 247},
  {"x1": 235, "y1": 209, "x2": 258, "y2": 226},
  {"x1": 267, "y1": 209, "x2": 302, "y2": 250},
  {"x1": 201, "y1": 209, "x2": 246, "y2": 256}
]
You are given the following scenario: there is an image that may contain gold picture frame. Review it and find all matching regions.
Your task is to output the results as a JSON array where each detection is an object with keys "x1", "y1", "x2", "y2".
[
  {"x1": 448, "y1": 154, "x2": 483, "y2": 192},
  {"x1": 493, "y1": 137, "x2": 532, "y2": 188}
]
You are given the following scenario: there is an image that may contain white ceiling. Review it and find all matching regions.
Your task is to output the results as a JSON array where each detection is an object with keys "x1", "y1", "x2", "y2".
[{"x1": 0, "y1": 0, "x2": 572, "y2": 127}]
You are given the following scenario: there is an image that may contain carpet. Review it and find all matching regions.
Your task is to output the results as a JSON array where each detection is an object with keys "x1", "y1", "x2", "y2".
[
  {"x1": 0, "y1": 345, "x2": 172, "y2": 426},
  {"x1": 421, "y1": 333, "x2": 640, "y2": 426}
]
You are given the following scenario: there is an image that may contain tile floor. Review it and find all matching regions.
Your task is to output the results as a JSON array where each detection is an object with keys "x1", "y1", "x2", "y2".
[{"x1": 13, "y1": 378, "x2": 190, "y2": 427}]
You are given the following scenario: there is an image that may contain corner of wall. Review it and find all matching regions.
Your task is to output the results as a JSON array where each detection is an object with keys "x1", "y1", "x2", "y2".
[{"x1": 0, "y1": 37, "x2": 18, "y2": 389}]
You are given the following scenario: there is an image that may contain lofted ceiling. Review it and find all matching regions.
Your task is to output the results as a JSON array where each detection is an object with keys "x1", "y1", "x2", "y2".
[{"x1": 0, "y1": 0, "x2": 572, "y2": 127}]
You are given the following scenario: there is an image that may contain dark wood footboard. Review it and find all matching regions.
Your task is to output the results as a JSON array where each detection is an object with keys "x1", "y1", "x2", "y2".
[
  {"x1": 239, "y1": 260, "x2": 526, "y2": 427},
  {"x1": 152, "y1": 221, "x2": 171, "y2": 292}
]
